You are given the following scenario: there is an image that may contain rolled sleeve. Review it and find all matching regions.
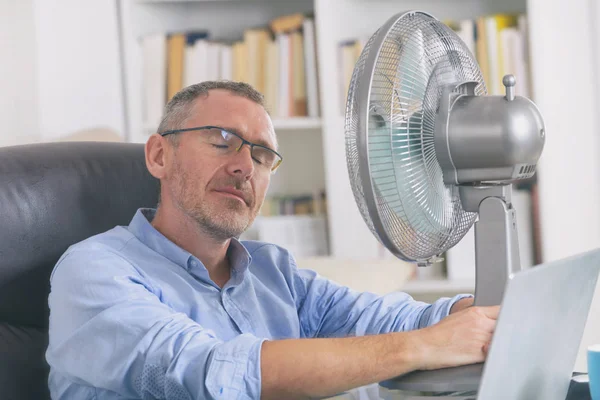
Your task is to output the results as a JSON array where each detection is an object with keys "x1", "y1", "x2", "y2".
[
  {"x1": 46, "y1": 248, "x2": 264, "y2": 400},
  {"x1": 205, "y1": 334, "x2": 265, "y2": 399},
  {"x1": 416, "y1": 293, "x2": 474, "y2": 329},
  {"x1": 291, "y1": 258, "x2": 474, "y2": 337}
]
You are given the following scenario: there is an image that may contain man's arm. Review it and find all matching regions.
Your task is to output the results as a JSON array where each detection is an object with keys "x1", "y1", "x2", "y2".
[
  {"x1": 260, "y1": 304, "x2": 499, "y2": 399},
  {"x1": 47, "y1": 248, "x2": 265, "y2": 399},
  {"x1": 48, "y1": 247, "x2": 495, "y2": 400},
  {"x1": 288, "y1": 258, "x2": 473, "y2": 338}
]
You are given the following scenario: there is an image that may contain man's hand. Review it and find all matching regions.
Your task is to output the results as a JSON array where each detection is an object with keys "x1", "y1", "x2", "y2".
[
  {"x1": 450, "y1": 297, "x2": 474, "y2": 314},
  {"x1": 412, "y1": 305, "x2": 500, "y2": 371}
]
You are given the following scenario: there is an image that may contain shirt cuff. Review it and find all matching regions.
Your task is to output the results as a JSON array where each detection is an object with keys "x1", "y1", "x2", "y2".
[
  {"x1": 205, "y1": 333, "x2": 266, "y2": 399},
  {"x1": 418, "y1": 293, "x2": 474, "y2": 328},
  {"x1": 443, "y1": 293, "x2": 474, "y2": 317}
]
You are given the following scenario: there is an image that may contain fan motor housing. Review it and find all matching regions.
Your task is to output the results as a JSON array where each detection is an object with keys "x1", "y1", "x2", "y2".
[{"x1": 437, "y1": 88, "x2": 546, "y2": 185}]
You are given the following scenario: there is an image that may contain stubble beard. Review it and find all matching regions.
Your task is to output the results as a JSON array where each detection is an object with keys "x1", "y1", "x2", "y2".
[{"x1": 172, "y1": 162, "x2": 258, "y2": 241}]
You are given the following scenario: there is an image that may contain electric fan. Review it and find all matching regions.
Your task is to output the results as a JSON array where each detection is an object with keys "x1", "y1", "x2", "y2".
[{"x1": 344, "y1": 10, "x2": 545, "y2": 393}]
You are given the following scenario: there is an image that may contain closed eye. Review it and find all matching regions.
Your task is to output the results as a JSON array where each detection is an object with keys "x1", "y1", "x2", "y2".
[{"x1": 212, "y1": 144, "x2": 229, "y2": 149}]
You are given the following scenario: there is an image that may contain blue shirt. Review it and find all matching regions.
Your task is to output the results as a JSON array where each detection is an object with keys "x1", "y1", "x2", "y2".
[{"x1": 46, "y1": 208, "x2": 471, "y2": 399}]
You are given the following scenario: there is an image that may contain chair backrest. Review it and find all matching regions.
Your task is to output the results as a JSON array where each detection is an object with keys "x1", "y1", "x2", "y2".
[{"x1": 0, "y1": 142, "x2": 159, "y2": 399}]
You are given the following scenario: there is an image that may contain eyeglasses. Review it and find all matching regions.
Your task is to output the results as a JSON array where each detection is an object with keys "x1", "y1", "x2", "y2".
[{"x1": 159, "y1": 125, "x2": 283, "y2": 173}]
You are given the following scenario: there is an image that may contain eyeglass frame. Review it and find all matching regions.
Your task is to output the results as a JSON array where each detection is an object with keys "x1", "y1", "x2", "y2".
[{"x1": 159, "y1": 125, "x2": 283, "y2": 172}]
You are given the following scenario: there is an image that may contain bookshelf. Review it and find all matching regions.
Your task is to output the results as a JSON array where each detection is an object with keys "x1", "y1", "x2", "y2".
[
  {"x1": 272, "y1": 117, "x2": 321, "y2": 130},
  {"x1": 143, "y1": 117, "x2": 321, "y2": 135},
  {"x1": 116, "y1": 0, "x2": 600, "y2": 300},
  {"x1": 402, "y1": 279, "x2": 475, "y2": 295}
]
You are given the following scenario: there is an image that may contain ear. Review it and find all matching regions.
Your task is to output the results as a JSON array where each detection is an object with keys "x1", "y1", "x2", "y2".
[{"x1": 145, "y1": 133, "x2": 170, "y2": 181}]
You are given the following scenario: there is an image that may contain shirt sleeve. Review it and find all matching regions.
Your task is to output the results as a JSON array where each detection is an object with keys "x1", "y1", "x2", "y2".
[
  {"x1": 290, "y1": 255, "x2": 473, "y2": 338},
  {"x1": 46, "y1": 247, "x2": 265, "y2": 400}
]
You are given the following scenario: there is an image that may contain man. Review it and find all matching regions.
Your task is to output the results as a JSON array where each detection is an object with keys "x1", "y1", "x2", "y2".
[{"x1": 46, "y1": 81, "x2": 499, "y2": 400}]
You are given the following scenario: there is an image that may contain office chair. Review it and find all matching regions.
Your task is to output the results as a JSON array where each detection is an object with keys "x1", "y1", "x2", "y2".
[{"x1": 0, "y1": 142, "x2": 159, "y2": 399}]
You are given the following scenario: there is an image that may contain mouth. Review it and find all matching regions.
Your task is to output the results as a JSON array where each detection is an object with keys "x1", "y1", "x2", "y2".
[{"x1": 214, "y1": 187, "x2": 249, "y2": 205}]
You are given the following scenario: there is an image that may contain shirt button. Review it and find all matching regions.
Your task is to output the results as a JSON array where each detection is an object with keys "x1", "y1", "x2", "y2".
[{"x1": 189, "y1": 260, "x2": 197, "y2": 268}]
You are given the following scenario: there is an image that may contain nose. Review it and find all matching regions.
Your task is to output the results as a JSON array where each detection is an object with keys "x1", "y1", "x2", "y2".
[{"x1": 225, "y1": 143, "x2": 255, "y2": 179}]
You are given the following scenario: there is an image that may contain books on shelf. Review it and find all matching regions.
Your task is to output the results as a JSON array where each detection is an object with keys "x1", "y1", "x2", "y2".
[
  {"x1": 336, "y1": 13, "x2": 531, "y2": 112},
  {"x1": 240, "y1": 191, "x2": 329, "y2": 258},
  {"x1": 247, "y1": 214, "x2": 329, "y2": 259},
  {"x1": 260, "y1": 191, "x2": 327, "y2": 217},
  {"x1": 446, "y1": 13, "x2": 530, "y2": 97},
  {"x1": 141, "y1": 13, "x2": 321, "y2": 131},
  {"x1": 337, "y1": 38, "x2": 366, "y2": 114}
]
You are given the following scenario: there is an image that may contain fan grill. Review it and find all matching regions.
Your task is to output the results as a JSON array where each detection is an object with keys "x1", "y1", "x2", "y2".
[
  {"x1": 345, "y1": 28, "x2": 380, "y2": 240},
  {"x1": 345, "y1": 12, "x2": 485, "y2": 262}
]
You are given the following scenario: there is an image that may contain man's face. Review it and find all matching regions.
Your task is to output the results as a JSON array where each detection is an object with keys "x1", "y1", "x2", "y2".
[{"x1": 167, "y1": 90, "x2": 276, "y2": 240}]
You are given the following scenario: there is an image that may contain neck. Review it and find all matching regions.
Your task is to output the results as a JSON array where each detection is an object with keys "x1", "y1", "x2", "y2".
[{"x1": 151, "y1": 199, "x2": 231, "y2": 287}]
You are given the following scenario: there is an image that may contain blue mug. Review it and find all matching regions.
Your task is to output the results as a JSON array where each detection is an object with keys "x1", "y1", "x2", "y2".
[{"x1": 589, "y1": 344, "x2": 600, "y2": 400}]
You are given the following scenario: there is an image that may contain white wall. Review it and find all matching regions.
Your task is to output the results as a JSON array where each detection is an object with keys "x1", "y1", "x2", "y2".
[
  {"x1": 574, "y1": 0, "x2": 600, "y2": 374},
  {"x1": 529, "y1": 0, "x2": 600, "y2": 265},
  {"x1": 0, "y1": 0, "x2": 40, "y2": 147},
  {"x1": 0, "y1": 0, "x2": 124, "y2": 147},
  {"x1": 33, "y1": 0, "x2": 125, "y2": 141},
  {"x1": 528, "y1": 0, "x2": 600, "y2": 373}
]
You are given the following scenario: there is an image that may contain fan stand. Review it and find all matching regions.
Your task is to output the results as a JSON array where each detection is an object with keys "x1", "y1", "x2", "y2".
[{"x1": 380, "y1": 184, "x2": 522, "y2": 395}]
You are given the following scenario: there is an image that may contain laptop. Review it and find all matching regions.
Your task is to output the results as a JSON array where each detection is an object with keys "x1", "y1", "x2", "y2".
[{"x1": 380, "y1": 247, "x2": 600, "y2": 400}]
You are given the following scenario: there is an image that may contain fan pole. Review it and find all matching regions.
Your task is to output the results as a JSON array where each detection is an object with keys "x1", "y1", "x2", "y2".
[{"x1": 459, "y1": 185, "x2": 522, "y2": 306}]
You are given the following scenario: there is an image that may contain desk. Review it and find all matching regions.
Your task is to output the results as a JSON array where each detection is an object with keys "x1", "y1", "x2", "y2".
[
  {"x1": 325, "y1": 384, "x2": 477, "y2": 399},
  {"x1": 322, "y1": 374, "x2": 592, "y2": 400}
]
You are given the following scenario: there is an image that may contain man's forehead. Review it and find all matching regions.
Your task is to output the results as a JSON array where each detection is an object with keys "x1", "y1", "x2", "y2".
[
  {"x1": 188, "y1": 94, "x2": 277, "y2": 149},
  {"x1": 223, "y1": 124, "x2": 277, "y2": 150}
]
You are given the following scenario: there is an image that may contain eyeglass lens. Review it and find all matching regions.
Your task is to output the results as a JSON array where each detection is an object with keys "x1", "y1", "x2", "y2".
[{"x1": 202, "y1": 127, "x2": 280, "y2": 170}]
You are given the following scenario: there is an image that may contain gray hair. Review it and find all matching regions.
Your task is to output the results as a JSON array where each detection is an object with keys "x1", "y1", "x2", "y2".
[{"x1": 157, "y1": 80, "x2": 267, "y2": 140}]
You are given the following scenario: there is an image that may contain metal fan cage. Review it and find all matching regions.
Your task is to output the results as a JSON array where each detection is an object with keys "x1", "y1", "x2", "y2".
[{"x1": 345, "y1": 11, "x2": 486, "y2": 263}]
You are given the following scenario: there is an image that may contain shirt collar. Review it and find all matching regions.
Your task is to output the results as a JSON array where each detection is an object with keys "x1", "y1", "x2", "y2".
[
  {"x1": 228, "y1": 236, "x2": 252, "y2": 279},
  {"x1": 128, "y1": 208, "x2": 252, "y2": 278},
  {"x1": 128, "y1": 208, "x2": 193, "y2": 269}
]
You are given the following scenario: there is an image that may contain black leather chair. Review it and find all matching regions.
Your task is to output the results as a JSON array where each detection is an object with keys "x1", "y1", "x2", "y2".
[{"x1": 0, "y1": 142, "x2": 159, "y2": 399}]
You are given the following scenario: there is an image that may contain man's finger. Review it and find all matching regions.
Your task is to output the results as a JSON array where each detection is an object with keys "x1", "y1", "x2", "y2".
[
  {"x1": 477, "y1": 305, "x2": 501, "y2": 319},
  {"x1": 482, "y1": 342, "x2": 491, "y2": 355}
]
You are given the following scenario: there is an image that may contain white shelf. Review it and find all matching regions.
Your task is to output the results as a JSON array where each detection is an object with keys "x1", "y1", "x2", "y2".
[
  {"x1": 401, "y1": 279, "x2": 475, "y2": 295},
  {"x1": 294, "y1": 256, "x2": 474, "y2": 295},
  {"x1": 296, "y1": 256, "x2": 413, "y2": 295},
  {"x1": 143, "y1": 117, "x2": 321, "y2": 136},
  {"x1": 119, "y1": 0, "x2": 600, "y2": 277},
  {"x1": 272, "y1": 117, "x2": 321, "y2": 131},
  {"x1": 135, "y1": 0, "x2": 247, "y2": 3}
]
